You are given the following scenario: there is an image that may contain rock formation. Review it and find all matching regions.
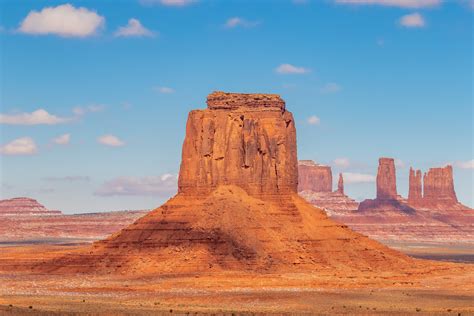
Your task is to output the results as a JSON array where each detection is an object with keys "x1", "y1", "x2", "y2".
[
  {"x1": 408, "y1": 168, "x2": 423, "y2": 205},
  {"x1": 337, "y1": 173, "x2": 344, "y2": 194},
  {"x1": 0, "y1": 197, "x2": 62, "y2": 216},
  {"x1": 179, "y1": 91, "x2": 297, "y2": 197},
  {"x1": 358, "y1": 158, "x2": 413, "y2": 212},
  {"x1": 37, "y1": 92, "x2": 412, "y2": 274},
  {"x1": 422, "y1": 166, "x2": 457, "y2": 206},
  {"x1": 376, "y1": 158, "x2": 397, "y2": 200},
  {"x1": 298, "y1": 162, "x2": 358, "y2": 214},
  {"x1": 297, "y1": 160, "x2": 332, "y2": 193},
  {"x1": 336, "y1": 160, "x2": 473, "y2": 244}
]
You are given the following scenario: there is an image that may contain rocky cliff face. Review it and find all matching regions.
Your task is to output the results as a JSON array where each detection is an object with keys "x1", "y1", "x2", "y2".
[
  {"x1": 408, "y1": 168, "x2": 423, "y2": 205},
  {"x1": 298, "y1": 162, "x2": 359, "y2": 213},
  {"x1": 178, "y1": 91, "x2": 298, "y2": 197},
  {"x1": 359, "y1": 158, "x2": 411, "y2": 212},
  {"x1": 422, "y1": 166, "x2": 458, "y2": 205},
  {"x1": 297, "y1": 160, "x2": 332, "y2": 193},
  {"x1": 376, "y1": 158, "x2": 397, "y2": 200}
]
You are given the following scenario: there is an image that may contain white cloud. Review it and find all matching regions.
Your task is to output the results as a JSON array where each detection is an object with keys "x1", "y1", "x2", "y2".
[
  {"x1": 275, "y1": 63, "x2": 311, "y2": 74},
  {"x1": 114, "y1": 18, "x2": 156, "y2": 37},
  {"x1": 456, "y1": 159, "x2": 474, "y2": 169},
  {"x1": 334, "y1": 158, "x2": 351, "y2": 168},
  {"x1": 53, "y1": 133, "x2": 70, "y2": 145},
  {"x1": 399, "y1": 13, "x2": 425, "y2": 28},
  {"x1": 320, "y1": 82, "x2": 342, "y2": 94},
  {"x1": 18, "y1": 4, "x2": 104, "y2": 37},
  {"x1": 307, "y1": 115, "x2": 320, "y2": 125},
  {"x1": 72, "y1": 104, "x2": 105, "y2": 116},
  {"x1": 97, "y1": 134, "x2": 125, "y2": 147},
  {"x1": 225, "y1": 17, "x2": 260, "y2": 28},
  {"x1": 334, "y1": 0, "x2": 441, "y2": 8},
  {"x1": 343, "y1": 172, "x2": 376, "y2": 184},
  {"x1": 43, "y1": 176, "x2": 90, "y2": 182},
  {"x1": 154, "y1": 86, "x2": 175, "y2": 94},
  {"x1": 395, "y1": 158, "x2": 405, "y2": 168},
  {"x1": 0, "y1": 109, "x2": 71, "y2": 125},
  {"x1": 95, "y1": 174, "x2": 178, "y2": 197},
  {"x1": 0, "y1": 137, "x2": 38, "y2": 155},
  {"x1": 139, "y1": 0, "x2": 196, "y2": 6}
]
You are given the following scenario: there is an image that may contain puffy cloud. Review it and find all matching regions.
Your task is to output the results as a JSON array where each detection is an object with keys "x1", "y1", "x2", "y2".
[
  {"x1": 456, "y1": 159, "x2": 474, "y2": 169},
  {"x1": 52, "y1": 133, "x2": 70, "y2": 145},
  {"x1": 154, "y1": 86, "x2": 175, "y2": 94},
  {"x1": 399, "y1": 13, "x2": 425, "y2": 28},
  {"x1": 42, "y1": 176, "x2": 90, "y2": 182},
  {"x1": 334, "y1": 0, "x2": 441, "y2": 8},
  {"x1": 225, "y1": 17, "x2": 260, "y2": 28},
  {"x1": 139, "y1": 0, "x2": 196, "y2": 6},
  {"x1": 333, "y1": 158, "x2": 351, "y2": 169},
  {"x1": 114, "y1": 18, "x2": 156, "y2": 37},
  {"x1": 343, "y1": 172, "x2": 376, "y2": 183},
  {"x1": 18, "y1": 4, "x2": 104, "y2": 37},
  {"x1": 0, "y1": 109, "x2": 72, "y2": 125},
  {"x1": 307, "y1": 115, "x2": 321, "y2": 125},
  {"x1": 320, "y1": 82, "x2": 342, "y2": 94},
  {"x1": 95, "y1": 174, "x2": 178, "y2": 197},
  {"x1": 275, "y1": 63, "x2": 311, "y2": 74},
  {"x1": 97, "y1": 134, "x2": 125, "y2": 147},
  {"x1": 0, "y1": 137, "x2": 37, "y2": 155}
]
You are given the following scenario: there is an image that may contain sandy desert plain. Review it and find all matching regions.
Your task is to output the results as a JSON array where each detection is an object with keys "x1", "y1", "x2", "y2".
[{"x1": 0, "y1": 92, "x2": 473, "y2": 315}]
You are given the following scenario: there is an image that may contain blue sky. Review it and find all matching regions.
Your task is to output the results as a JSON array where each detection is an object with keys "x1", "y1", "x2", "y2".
[{"x1": 0, "y1": 0, "x2": 472, "y2": 213}]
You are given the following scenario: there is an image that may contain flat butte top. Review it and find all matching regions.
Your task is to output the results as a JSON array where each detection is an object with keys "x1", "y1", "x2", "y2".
[{"x1": 207, "y1": 91, "x2": 286, "y2": 111}]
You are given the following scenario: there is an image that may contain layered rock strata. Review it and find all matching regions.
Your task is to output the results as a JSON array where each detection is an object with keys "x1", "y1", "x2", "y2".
[
  {"x1": 35, "y1": 92, "x2": 413, "y2": 274},
  {"x1": 298, "y1": 162, "x2": 358, "y2": 214},
  {"x1": 0, "y1": 197, "x2": 148, "y2": 242}
]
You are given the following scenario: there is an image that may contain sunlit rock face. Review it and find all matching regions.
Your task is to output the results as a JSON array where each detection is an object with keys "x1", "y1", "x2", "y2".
[{"x1": 178, "y1": 91, "x2": 298, "y2": 197}]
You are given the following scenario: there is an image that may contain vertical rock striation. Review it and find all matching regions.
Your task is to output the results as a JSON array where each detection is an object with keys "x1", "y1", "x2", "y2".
[
  {"x1": 178, "y1": 91, "x2": 297, "y2": 197},
  {"x1": 423, "y1": 165, "x2": 457, "y2": 205},
  {"x1": 297, "y1": 160, "x2": 332, "y2": 193},
  {"x1": 408, "y1": 168, "x2": 423, "y2": 205},
  {"x1": 376, "y1": 158, "x2": 397, "y2": 200}
]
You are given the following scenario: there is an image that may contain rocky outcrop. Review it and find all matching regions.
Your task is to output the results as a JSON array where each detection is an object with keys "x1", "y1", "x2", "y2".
[
  {"x1": 408, "y1": 168, "x2": 423, "y2": 205},
  {"x1": 179, "y1": 91, "x2": 297, "y2": 197},
  {"x1": 337, "y1": 173, "x2": 344, "y2": 194},
  {"x1": 298, "y1": 162, "x2": 359, "y2": 214},
  {"x1": 422, "y1": 166, "x2": 458, "y2": 207},
  {"x1": 297, "y1": 160, "x2": 332, "y2": 193},
  {"x1": 336, "y1": 159, "x2": 473, "y2": 244},
  {"x1": 40, "y1": 92, "x2": 413, "y2": 274},
  {"x1": 0, "y1": 197, "x2": 62, "y2": 216},
  {"x1": 359, "y1": 158, "x2": 412, "y2": 212},
  {"x1": 376, "y1": 158, "x2": 397, "y2": 200}
]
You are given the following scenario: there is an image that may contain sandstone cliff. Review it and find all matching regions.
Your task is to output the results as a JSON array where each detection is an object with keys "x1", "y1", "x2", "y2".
[
  {"x1": 376, "y1": 158, "x2": 397, "y2": 200},
  {"x1": 337, "y1": 173, "x2": 344, "y2": 194},
  {"x1": 408, "y1": 168, "x2": 423, "y2": 205},
  {"x1": 297, "y1": 160, "x2": 332, "y2": 193},
  {"x1": 179, "y1": 91, "x2": 297, "y2": 197}
]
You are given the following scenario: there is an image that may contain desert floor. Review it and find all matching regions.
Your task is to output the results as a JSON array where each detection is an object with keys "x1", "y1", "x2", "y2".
[{"x1": 1, "y1": 244, "x2": 473, "y2": 315}]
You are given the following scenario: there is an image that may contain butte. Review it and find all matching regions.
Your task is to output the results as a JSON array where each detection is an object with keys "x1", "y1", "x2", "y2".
[{"x1": 37, "y1": 91, "x2": 413, "y2": 274}]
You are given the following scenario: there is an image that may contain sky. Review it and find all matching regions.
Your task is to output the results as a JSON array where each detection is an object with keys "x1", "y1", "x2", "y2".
[{"x1": 0, "y1": 0, "x2": 472, "y2": 213}]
